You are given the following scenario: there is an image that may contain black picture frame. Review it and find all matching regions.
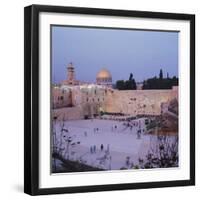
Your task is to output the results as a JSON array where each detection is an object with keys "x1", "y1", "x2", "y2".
[{"x1": 24, "y1": 4, "x2": 195, "y2": 196}]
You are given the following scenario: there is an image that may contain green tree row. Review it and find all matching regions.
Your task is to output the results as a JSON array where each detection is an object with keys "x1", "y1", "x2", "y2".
[
  {"x1": 142, "y1": 69, "x2": 178, "y2": 90},
  {"x1": 115, "y1": 73, "x2": 137, "y2": 90}
]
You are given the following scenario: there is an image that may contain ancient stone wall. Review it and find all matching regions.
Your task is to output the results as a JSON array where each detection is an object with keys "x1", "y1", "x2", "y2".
[
  {"x1": 52, "y1": 85, "x2": 178, "y2": 120},
  {"x1": 52, "y1": 87, "x2": 73, "y2": 108},
  {"x1": 104, "y1": 88, "x2": 178, "y2": 115},
  {"x1": 53, "y1": 106, "x2": 84, "y2": 121}
]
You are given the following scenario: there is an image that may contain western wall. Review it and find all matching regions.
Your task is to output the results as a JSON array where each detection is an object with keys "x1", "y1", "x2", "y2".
[
  {"x1": 104, "y1": 87, "x2": 178, "y2": 115},
  {"x1": 52, "y1": 86, "x2": 178, "y2": 121}
]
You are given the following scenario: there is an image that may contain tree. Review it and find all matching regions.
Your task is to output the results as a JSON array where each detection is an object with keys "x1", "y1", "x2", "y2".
[
  {"x1": 52, "y1": 118, "x2": 81, "y2": 162},
  {"x1": 131, "y1": 79, "x2": 137, "y2": 90},
  {"x1": 129, "y1": 73, "x2": 133, "y2": 81},
  {"x1": 159, "y1": 69, "x2": 163, "y2": 79},
  {"x1": 172, "y1": 76, "x2": 178, "y2": 86},
  {"x1": 116, "y1": 73, "x2": 136, "y2": 90},
  {"x1": 141, "y1": 135, "x2": 178, "y2": 168},
  {"x1": 116, "y1": 80, "x2": 125, "y2": 90},
  {"x1": 125, "y1": 80, "x2": 136, "y2": 90},
  {"x1": 142, "y1": 70, "x2": 178, "y2": 90}
]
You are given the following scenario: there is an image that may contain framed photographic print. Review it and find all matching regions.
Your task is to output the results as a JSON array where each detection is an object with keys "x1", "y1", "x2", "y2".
[{"x1": 24, "y1": 4, "x2": 195, "y2": 195}]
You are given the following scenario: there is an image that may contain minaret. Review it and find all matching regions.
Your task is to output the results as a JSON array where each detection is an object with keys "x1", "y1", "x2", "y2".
[{"x1": 67, "y1": 62, "x2": 75, "y2": 84}]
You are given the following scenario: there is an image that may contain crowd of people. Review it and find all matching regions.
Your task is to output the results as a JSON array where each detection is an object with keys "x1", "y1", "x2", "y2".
[
  {"x1": 89, "y1": 143, "x2": 110, "y2": 154},
  {"x1": 76, "y1": 118, "x2": 147, "y2": 169}
]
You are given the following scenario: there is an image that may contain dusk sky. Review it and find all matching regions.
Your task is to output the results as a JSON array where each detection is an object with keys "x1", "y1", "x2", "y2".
[{"x1": 51, "y1": 26, "x2": 178, "y2": 84}]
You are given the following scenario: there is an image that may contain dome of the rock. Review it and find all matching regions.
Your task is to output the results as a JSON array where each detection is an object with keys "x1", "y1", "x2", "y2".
[{"x1": 96, "y1": 68, "x2": 112, "y2": 86}]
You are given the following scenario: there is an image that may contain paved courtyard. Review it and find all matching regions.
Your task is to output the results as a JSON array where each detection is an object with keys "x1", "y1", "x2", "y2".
[{"x1": 53, "y1": 118, "x2": 164, "y2": 170}]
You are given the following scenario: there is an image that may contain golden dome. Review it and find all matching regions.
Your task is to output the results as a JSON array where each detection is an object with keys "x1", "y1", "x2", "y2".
[{"x1": 96, "y1": 68, "x2": 112, "y2": 79}]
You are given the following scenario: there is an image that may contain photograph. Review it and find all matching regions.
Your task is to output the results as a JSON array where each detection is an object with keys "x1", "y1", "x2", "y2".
[
  {"x1": 24, "y1": 4, "x2": 195, "y2": 195},
  {"x1": 51, "y1": 25, "x2": 179, "y2": 173}
]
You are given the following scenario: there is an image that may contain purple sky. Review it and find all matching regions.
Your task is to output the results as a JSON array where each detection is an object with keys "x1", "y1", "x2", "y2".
[{"x1": 51, "y1": 26, "x2": 178, "y2": 84}]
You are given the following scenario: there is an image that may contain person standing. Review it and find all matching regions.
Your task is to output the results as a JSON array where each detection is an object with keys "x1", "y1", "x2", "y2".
[
  {"x1": 84, "y1": 131, "x2": 87, "y2": 137},
  {"x1": 100, "y1": 144, "x2": 104, "y2": 151},
  {"x1": 126, "y1": 156, "x2": 130, "y2": 167},
  {"x1": 107, "y1": 144, "x2": 110, "y2": 153},
  {"x1": 90, "y1": 146, "x2": 93, "y2": 154}
]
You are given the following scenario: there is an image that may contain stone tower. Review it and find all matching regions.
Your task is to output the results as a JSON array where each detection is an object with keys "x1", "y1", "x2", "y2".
[{"x1": 67, "y1": 62, "x2": 75, "y2": 84}]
